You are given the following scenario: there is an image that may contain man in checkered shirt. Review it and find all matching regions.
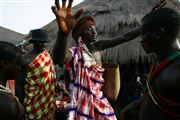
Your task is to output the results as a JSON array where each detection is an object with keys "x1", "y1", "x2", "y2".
[{"x1": 16, "y1": 29, "x2": 56, "y2": 120}]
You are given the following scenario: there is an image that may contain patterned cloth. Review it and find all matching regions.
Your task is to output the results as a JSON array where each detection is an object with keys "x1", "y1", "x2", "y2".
[
  {"x1": 68, "y1": 37, "x2": 117, "y2": 120},
  {"x1": 24, "y1": 50, "x2": 56, "y2": 119}
]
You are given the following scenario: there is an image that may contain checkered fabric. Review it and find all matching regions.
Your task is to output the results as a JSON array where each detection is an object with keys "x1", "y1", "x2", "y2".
[
  {"x1": 24, "y1": 50, "x2": 56, "y2": 119},
  {"x1": 68, "y1": 37, "x2": 117, "y2": 120}
]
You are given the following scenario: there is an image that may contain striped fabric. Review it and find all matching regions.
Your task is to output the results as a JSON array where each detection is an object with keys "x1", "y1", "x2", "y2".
[
  {"x1": 68, "y1": 37, "x2": 117, "y2": 120},
  {"x1": 24, "y1": 50, "x2": 56, "y2": 119}
]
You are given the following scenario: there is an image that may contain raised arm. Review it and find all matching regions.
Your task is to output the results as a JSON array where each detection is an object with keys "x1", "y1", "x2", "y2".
[
  {"x1": 92, "y1": 0, "x2": 166, "y2": 51},
  {"x1": 51, "y1": 0, "x2": 83, "y2": 64},
  {"x1": 92, "y1": 27, "x2": 140, "y2": 51},
  {"x1": 53, "y1": 31, "x2": 70, "y2": 65}
]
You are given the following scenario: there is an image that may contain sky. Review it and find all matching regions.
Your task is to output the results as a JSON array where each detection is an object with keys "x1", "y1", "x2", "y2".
[
  {"x1": 0, "y1": 0, "x2": 84, "y2": 34},
  {"x1": 1, "y1": 0, "x2": 180, "y2": 34}
]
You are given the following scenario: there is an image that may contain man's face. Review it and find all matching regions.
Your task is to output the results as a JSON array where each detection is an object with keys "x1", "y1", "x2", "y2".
[
  {"x1": 140, "y1": 33, "x2": 153, "y2": 53},
  {"x1": 140, "y1": 24, "x2": 156, "y2": 53},
  {"x1": 81, "y1": 25, "x2": 97, "y2": 44},
  {"x1": 33, "y1": 42, "x2": 47, "y2": 51}
]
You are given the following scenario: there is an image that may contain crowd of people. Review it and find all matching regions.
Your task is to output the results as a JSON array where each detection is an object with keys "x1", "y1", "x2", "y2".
[{"x1": 0, "y1": 0, "x2": 179, "y2": 120}]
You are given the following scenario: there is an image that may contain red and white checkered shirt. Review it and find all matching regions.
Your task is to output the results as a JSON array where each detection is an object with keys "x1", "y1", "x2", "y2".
[
  {"x1": 68, "y1": 45, "x2": 117, "y2": 120},
  {"x1": 24, "y1": 50, "x2": 56, "y2": 119}
]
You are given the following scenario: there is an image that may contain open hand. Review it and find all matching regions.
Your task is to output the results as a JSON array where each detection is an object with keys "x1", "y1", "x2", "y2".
[{"x1": 51, "y1": 0, "x2": 83, "y2": 33}]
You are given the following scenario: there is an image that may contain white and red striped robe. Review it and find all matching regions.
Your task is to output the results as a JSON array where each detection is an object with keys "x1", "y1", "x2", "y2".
[{"x1": 67, "y1": 37, "x2": 117, "y2": 120}]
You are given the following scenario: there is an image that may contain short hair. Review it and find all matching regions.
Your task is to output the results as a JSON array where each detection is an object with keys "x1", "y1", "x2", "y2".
[
  {"x1": 0, "y1": 41, "x2": 21, "y2": 61},
  {"x1": 142, "y1": 8, "x2": 180, "y2": 41}
]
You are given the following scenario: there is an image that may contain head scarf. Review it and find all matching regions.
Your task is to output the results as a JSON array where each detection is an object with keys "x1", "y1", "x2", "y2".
[{"x1": 72, "y1": 16, "x2": 95, "y2": 40}]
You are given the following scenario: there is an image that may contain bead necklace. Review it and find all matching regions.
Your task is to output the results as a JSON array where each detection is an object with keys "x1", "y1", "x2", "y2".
[{"x1": 0, "y1": 84, "x2": 12, "y2": 94}]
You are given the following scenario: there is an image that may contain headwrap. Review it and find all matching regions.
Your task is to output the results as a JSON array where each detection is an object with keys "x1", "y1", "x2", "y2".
[{"x1": 72, "y1": 16, "x2": 95, "y2": 40}]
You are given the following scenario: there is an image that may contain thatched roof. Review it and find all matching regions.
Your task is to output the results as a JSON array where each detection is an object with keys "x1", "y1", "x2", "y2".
[
  {"x1": 32, "y1": 0, "x2": 180, "y2": 64},
  {"x1": 0, "y1": 26, "x2": 26, "y2": 44}
]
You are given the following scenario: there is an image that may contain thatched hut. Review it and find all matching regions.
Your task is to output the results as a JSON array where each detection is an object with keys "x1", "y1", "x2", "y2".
[
  {"x1": 41, "y1": 0, "x2": 179, "y2": 65},
  {"x1": 24, "y1": 0, "x2": 180, "y2": 119},
  {"x1": 42, "y1": 0, "x2": 179, "y2": 113},
  {"x1": 0, "y1": 26, "x2": 25, "y2": 44}
]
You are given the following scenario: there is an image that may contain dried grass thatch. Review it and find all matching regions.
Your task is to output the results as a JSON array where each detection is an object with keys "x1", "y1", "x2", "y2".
[
  {"x1": 0, "y1": 26, "x2": 26, "y2": 44},
  {"x1": 30, "y1": 0, "x2": 180, "y2": 64}
]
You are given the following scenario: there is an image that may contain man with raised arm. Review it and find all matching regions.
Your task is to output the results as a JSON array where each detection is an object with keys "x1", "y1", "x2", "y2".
[
  {"x1": 51, "y1": 0, "x2": 145, "y2": 119},
  {"x1": 51, "y1": 0, "x2": 168, "y2": 119}
]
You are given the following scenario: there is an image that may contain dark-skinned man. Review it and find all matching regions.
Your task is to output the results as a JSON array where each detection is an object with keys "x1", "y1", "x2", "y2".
[
  {"x1": 51, "y1": 0, "x2": 146, "y2": 119},
  {"x1": 51, "y1": 0, "x2": 168, "y2": 119},
  {"x1": 0, "y1": 41, "x2": 24, "y2": 120},
  {"x1": 16, "y1": 29, "x2": 56, "y2": 120}
]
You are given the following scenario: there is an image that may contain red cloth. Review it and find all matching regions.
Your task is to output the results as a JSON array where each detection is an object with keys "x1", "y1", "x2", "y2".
[
  {"x1": 68, "y1": 46, "x2": 117, "y2": 120},
  {"x1": 24, "y1": 50, "x2": 56, "y2": 119},
  {"x1": 7, "y1": 80, "x2": 15, "y2": 95}
]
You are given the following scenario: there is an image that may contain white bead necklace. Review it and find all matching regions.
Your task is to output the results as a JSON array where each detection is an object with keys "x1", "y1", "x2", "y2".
[{"x1": 0, "y1": 84, "x2": 12, "y2": 94}]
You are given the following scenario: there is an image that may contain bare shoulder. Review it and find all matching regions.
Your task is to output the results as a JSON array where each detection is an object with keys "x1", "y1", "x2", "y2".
[
  {"x1": 157, "y1": 59, "x2": 180, "y2": 102},
  {"x1": 91, "y1": 41, "x2": 106, "y2": 51},
  {"x1": 164, "y1": 59, "x2": 180, "y2": 81}
]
